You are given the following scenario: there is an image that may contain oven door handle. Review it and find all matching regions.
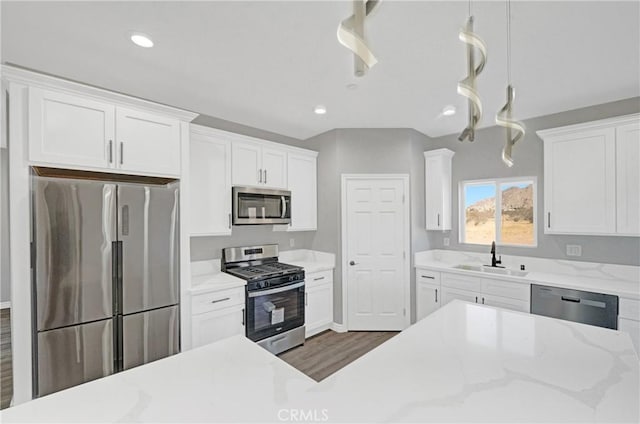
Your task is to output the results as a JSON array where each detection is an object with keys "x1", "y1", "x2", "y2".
[{"x1": 248, "y1": 281, "x2": 304, "y2": 297}]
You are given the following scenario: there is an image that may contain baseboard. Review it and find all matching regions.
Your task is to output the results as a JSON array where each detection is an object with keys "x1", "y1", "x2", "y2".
[
  {"x1": 330, "y1": 322, "x2": 347, "y2": 333},
  {"x1": 0, "y1": 301, "x2": 10, "y2": 310}
]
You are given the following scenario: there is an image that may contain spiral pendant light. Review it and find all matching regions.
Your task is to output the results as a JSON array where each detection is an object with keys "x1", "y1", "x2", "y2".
[
  {"x1": 495, "y1": 0, "x2": 525, "y2": 167},
  {"x1": 337, "y1": 0, "x2": 381, "y2": 77},
  {"x1": 457, "y1": 1, "x2": 487, "y2": 143}
]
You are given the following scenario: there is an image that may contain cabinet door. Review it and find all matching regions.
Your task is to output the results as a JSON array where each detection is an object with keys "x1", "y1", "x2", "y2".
[
  {"x1": 262, "y1": 147, "x2": 287, "y2": 189},
  {"x1": 115, "y1": 108, "x2": 181, "y2": 176},
  {"x1": 192, "y1": 305, "x2": 245, "y2": 348},
  {"x1": 424, "y1": 149, "x2": 453, "y2": 231},
  {"x1": 189, "y1": 129, "x2": 232, "y2": 236},
  {"x1": 481, "y1": 294, "x2": 530, "y2": 313},
  {"x1": 28, "y1": 87, "x2": 115, "y2": 169},
  {"x1": 615, "y1": 122, "x2": 640, "y2": 235},
  {"x1": 287, "y1": 153, "x2": 317, "y2": 231},
  {"x1": 440, "y1": 287, "x2": 480, "y2": 306},
  {"x1": 305, "y1": 283, "x2": 333, "y2": 338},
  {"x1": 618, "y1": 318, "x2": 640, "y2": 356},
  {"x1": 416, "y1": 282, "x2": 440, "y2": 321},
  {"x1": 544, "y1": 128, "x2": 616, "y2": 234},
  {"x1": 232, "y1": 141, "x2": 261, "y2": 186}
]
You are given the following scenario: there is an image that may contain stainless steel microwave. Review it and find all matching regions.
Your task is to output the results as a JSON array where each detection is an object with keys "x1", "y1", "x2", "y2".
[{"x1": 232, "y1": 186, "x2": 291, "y2": 225}]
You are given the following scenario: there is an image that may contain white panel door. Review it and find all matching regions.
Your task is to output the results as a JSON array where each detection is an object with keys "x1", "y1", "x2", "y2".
[
  {"x1": 615, "y1": 122, "x2": 640, "y2": 235},
  {"x1": 261, "y1": 147, "x2": 287, "y2": 189},
  {"x1": 287, "y1": 153, "x2": 317, "y2": 231},
  {"x1": 28, "y1": 87, "x2": 115, "y2": 169},
  {"x1": 346, "y1": 178, "x2": 408, "y2": 330},
  {"x1": 416, "y1": 283, "x2": 440, "y2": 321},
  {"x1": 232, "y1": 141, "x2": 261, "y2": 186},
  {"x1": 544, "y1": 128, "x2": 616, "y2": 234},
  {"x1": 116, "y1": 107, "x2": 181, "y2": 176},
  {"x1": 189, "y1": 128, "x2": 232, "y2": 236}
]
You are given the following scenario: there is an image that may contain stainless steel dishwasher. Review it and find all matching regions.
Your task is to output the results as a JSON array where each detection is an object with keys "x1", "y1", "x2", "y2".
[{"x1": 531, "y1": 284, "x2": 619, "y2": 329}]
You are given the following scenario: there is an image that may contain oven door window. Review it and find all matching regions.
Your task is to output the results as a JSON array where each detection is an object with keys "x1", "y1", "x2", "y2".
[
  {"x1": 237, "y1": 193, "x2": 287, "y2": 219},
  {"x1": 246, "y1": 284, "x2": 304, "y2": 341}
]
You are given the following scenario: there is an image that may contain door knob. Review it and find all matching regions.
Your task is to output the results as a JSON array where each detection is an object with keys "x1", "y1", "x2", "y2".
[{"x1": 349, "y1": 261, "x2": 357, "y2": 266}]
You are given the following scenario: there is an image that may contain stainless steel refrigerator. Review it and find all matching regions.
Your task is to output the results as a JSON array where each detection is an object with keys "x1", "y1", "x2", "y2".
[{"x1": 32, "y1": 175, "x2": 180, "y2": 397}]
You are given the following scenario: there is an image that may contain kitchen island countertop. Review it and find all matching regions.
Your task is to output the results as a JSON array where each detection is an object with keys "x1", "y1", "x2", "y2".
[{"x1": 3, "y1": 301, "x2": 638, "y2": 423}]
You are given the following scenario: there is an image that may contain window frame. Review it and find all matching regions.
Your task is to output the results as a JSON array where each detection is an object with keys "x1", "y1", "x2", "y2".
[{"x1": 458, "y1": 176, "x2": 538, "y2": 248}]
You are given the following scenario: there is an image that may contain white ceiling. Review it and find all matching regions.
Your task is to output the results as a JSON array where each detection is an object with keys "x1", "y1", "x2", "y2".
[{"x1": 2, "y1": 1, "x2": 639, "y2": 140}]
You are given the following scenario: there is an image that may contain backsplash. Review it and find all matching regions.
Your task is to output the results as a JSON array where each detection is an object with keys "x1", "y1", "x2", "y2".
[{"x1": 190, "y1": 225, "x2": 316, "y2": 261}]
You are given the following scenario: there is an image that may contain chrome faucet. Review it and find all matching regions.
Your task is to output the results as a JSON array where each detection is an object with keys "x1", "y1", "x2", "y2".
[{"x1": 490, "y1": 241, "x2": 503, "y2": 268}]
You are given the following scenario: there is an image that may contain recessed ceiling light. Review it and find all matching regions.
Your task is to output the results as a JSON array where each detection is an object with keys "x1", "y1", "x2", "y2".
[
  {"x1": 130, "y1": 32, "x2": 154, "y2": 48},
  {"x1": 442, "y1": 105, "x2": 457, "y2": 116},
  {"x1": 314, "y1": 105, "x2": 327, "y2": 115}
]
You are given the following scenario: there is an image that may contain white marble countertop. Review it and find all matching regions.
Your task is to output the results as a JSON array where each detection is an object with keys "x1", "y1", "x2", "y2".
[
  {"x1": 189, "y1": 259, "x2": 246, "y2": 294},
  {"x1": 415, "y1": 249, "x2": 640, "y2": 300},
  {"x1": 3, "y1": 301, "x2": 638, "y2": 423},
  {"x1": 279, "y1": 249, "x2": 336, "y2": 273}
]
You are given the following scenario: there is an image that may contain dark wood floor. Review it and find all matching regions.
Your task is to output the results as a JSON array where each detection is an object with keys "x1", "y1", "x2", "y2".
[
  {"x1": 278, "y1": 330, "x2": 398, "y2": 382},
  {"x1": 1, "y1": 308, "x2": 12, "y2": 410}
]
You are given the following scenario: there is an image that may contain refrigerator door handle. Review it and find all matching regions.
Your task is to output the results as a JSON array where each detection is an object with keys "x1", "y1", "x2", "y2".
[
  {"x1": 112, "y1": 241, "x2": 119, "y2": 315},
  {"x1": 117, "y1": 241, "x2": 124, "y2": 313}
]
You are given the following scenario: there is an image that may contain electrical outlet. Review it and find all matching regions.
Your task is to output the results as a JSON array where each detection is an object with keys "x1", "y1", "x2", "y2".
[
  {"x1": 289, "y1": 238, "x2": 295, "y2": 248},
  {"x1": 566, "y1": 244, "x2": 582, "y2": 257},
  {"x1": 443, "y1": 237, "x2": 450, "y2": 247}
]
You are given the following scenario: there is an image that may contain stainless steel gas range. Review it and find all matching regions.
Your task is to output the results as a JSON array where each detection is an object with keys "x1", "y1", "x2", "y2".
[{"x1": 222, "y1": 245, "x2": 305, "y2": 355}]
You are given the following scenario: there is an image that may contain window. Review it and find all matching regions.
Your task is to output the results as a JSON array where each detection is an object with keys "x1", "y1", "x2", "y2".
[{"x1": 460, "y1": 177, "x2": 536, "y2": 246}]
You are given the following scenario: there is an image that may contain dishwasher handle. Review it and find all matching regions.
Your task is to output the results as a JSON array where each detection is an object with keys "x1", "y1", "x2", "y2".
[{"x1": 561, "y1": 296, "x2": 581, "y2": 303}]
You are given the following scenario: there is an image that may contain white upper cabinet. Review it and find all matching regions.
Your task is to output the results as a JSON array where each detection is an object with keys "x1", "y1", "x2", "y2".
[
  {"x1": 231, "y1": 141, "x2": 287, "y2": 189},
  {"x1": 22, "y1": 69, "x2": 196, "y2": 177},
  {"x1": 286, "y1": 152, "x2": 317, "y2": 231},
  {"x1": 116, "y1": 108, "x2": 181, "y2": 176},
  {"x1": 29, "y1": 87, "x2": 115, "y2": 169},
  {"x1": 615, "y1": 122, "x2": 640, "y2": 235},
  {"x1": 189, "y1": 125, "x2": 232, "y2": 236},
  {"x1": 538, "y1": 114, "x2": 639, "y2": 236},
  {"x1": 424, "y1": 148, "x2": 454, "y2": 230}
]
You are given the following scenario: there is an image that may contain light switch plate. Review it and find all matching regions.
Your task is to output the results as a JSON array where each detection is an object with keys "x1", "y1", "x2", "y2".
[
  {"x1": 566, "y1": 244, "x2": 582, "y2": 257},
  {"x1": 443, "y1": 237, "x2": 450, "y2": 247},
  {"x1": 289, "y1": 238, "x2": 295, "y2": 247}
]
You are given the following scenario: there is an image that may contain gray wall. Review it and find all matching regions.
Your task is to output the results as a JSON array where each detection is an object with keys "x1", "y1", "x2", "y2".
[
  {"x1": 424, "y1": 97, "x2": 640, "y2": 266},
  {"x1": 306, "y1": 128, "x2": 428, "y2": 324},
  {"x1": 188, "y1": 114, "x2": 317, "y2": 261}
]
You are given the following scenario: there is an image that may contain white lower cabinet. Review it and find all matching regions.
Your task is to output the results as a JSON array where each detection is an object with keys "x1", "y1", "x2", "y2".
[
  {"x1": 191, "y1": 287, "x2": 245, "y2": 348},
  {"x1": 416, "y1": 269, "x2": 441, "y2": 321},
  {"x1": 440, "y1": 272, "x2": 530, "y2": 314},
  {"x1": 305, "y1": 270, "x2": 333, "y2": 338},
  {"x1": 619, "y1": 297, "x2": 640, "y2": 355}
]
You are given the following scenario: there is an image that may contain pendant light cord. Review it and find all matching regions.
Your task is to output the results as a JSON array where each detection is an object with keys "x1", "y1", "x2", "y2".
[
  {"x1": 506, "y1": 0, "x2": 512, "y2": 85},
  {"x1": 468, "y1": 0, "x2": 472, "y2": 17}
]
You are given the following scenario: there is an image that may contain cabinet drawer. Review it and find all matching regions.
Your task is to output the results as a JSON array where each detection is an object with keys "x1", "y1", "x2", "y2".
[
  {"x1": 306, "y1": 270, "x2": 333, "y2": 287},
  {"x1": 481, "y1": 279, "x2": 530, "y2": 301},
  {"x1": 192, "y1": 287, "x2": 245, "y2": 315},
  {"x1": 442, "y1": 272, "x2": 482, "y2": 292},
  {"x1": 620, "y1": 298, "x2": 640, "y2": 321},
  {"x1": 416, "y1": 269, "x2": 441, "y2": 285}
]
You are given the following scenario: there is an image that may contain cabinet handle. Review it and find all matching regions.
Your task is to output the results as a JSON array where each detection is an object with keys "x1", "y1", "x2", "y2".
[
  {"x1": 437, "y1": 214, "x2": 440, "y2": 227},
  {"x1": 108, "y1": 140, "x2": 113, "y2": 163},
  {"x1": 264, "y1": 169, "x2": 267, "y2": 184},
  {"x1": 313, "y1": 276, "x2": 325, "y2": 281},
  {"x1": 421, "y1": 275, "x2": 435, "y2": 279},
  {"x1": 242, "y1": 308, "x2": 245, "y2": 326},
  {"x1": 482, "y1": 297, "x2": 485, "y2": 304},
  {"x1": 228, "y1": 213, "x2": 232, "y2": 229},
  {"x1": 475, "y1": 296, "x2": 478, "y2": 303},
  {"x1": 305, "y1": 292, "x2": 308, "y2": 306},
  {"x1": 435, "y1": 289, "x2": 438, "y2": 303},
  {"x1": 210, "y1": 297, "x2": 230, "y2": 304},
  {"x1": 548, "y1": 212, "x2": 551, "y2": 228},
  {"x1": 258, "y1": 169, "x2": 263, "y2": 183},
  {"x1": 120, "y1": 142, "x2": 124, "y2": 165}
]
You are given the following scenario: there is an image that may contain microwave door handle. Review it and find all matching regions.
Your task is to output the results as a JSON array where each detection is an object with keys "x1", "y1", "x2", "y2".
[{"x1": 281, "y1": 196, "x2": 287, "y2": 219}]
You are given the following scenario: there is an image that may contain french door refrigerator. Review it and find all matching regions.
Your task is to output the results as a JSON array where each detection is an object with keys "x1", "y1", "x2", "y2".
[{"x1": 32, "y1": 175, "x2": 180, "y2": 397}]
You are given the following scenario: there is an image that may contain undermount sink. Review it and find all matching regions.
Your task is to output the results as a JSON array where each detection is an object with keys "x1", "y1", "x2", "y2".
[{"x1": 453, "y1": 264, "x2": 529, "y2": 277}]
